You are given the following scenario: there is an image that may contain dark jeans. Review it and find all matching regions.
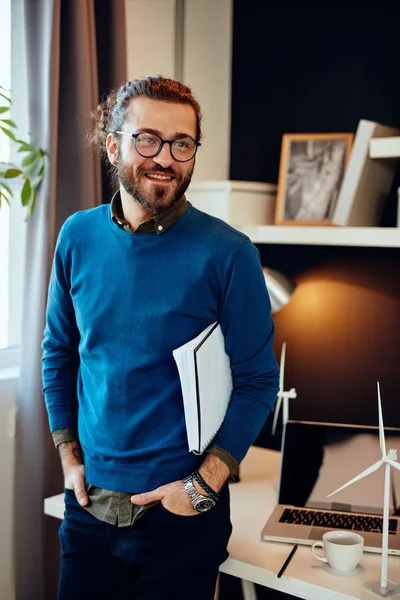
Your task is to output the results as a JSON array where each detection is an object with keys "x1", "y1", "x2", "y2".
[{"x1": 58, "y1": 485, "x2": 232, "y2": 600}]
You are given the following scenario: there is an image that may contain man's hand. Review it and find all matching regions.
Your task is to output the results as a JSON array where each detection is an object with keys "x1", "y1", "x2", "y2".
[
  {"x1": 131, "y1": 454, "x2": 231, "y2": 516},
  {"x1": 59, "y1": 440, "x2": 88, "y2": 507},
  {"x1": 131, "y1": 480, "x2": 198, "y2": 516}
]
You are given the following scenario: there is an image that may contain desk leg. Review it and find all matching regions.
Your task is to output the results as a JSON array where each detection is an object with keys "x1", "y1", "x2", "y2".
[{"x1": 241, "y1": 579, "x2": 257, "y2": 600}]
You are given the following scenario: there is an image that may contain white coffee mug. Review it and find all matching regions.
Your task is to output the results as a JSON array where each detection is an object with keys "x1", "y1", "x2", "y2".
[{"x1": 311, "y1": 531, "x2": 364, "y2": 571}]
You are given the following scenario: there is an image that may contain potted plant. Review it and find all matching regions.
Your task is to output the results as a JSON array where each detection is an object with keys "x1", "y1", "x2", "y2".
[{"x1": 0, "y1": 86, "x2": 45, "y2": 218}]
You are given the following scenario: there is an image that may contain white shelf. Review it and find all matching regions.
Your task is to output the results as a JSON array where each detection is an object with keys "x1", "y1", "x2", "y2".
[
  {"x1": 369, "y1": 137, "x2": 400, "y2": 159},
  {"x1": 235, "y1": 225, "x2": 400, "y2": 248}
]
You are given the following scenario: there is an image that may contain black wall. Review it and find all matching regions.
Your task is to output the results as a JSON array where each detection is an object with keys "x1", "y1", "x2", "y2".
[
  {"x1": 230, "y1": 3, "x2": 400, "y2": 445},
  {"x1": 230, "y1": 4, "x2": 400, "y2": 188}
]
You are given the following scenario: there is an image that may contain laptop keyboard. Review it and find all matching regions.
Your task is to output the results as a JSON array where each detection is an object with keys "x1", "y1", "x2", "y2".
[{"x1": 279, "y1": 508, "x2": 398, "y2": 534}]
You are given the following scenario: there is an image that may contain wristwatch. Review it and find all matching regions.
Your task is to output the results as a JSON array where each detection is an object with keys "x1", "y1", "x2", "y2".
[{"x1": 183, "y1": 475, "x2": 216, "y2": 513}]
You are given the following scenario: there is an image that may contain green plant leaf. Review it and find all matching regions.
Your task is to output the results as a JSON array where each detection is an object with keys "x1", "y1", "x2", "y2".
[
  {"x1": 0, "y1": 126, "x2": 17, "y2": 141},
  {"x1": 5, "y1": 168, "x2": 23, "y2": 178},
  {"x1": 23, "y1": 161, "x2": 39, "y2": 179},
  {"x1": 21, "y1": 178, "x2": 32, "y2": 206},
  {"x1": 25, "y1": 186, "x2": 37, "y2": 220},
  {"x1": 0, "y1": 118, "x2": 17, "y2": 128},
  {"x1": 0, "y1": 86, "x2": 46, "y2": 218},
  {"x1": 21, "y1": 152, "x2": 38, "y2": 168},
  {"x1": 0, "y1": 182, "x2": 13, "y2": 196},
  {"x1": 0, "y1": 191, "x2": 10, "y2": 209},
  {"x1": 30, "y1": 163, "x2": 45, "y2": 189},
  {"x1": 0, "y1": 92, "x2": 11, "y2": 103},
  {"x1": 17, "y1": 143, "x2": 35, "y2": 153}
]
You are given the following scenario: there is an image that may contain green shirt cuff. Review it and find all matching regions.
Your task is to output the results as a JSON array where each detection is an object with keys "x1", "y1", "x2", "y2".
[
  {"x1": 52, "y1": 428, "x2": 78, "y2": 448},
  {"x1": 206, "y1": 445, "x2": 239, "y2": 475}
]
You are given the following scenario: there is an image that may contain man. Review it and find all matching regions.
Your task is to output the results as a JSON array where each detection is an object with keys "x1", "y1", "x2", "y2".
[{"x1": 42, "y1": 75, "x2": 279, "y2": 600}]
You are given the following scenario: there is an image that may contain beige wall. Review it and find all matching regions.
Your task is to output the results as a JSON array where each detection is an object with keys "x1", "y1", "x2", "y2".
[
  {"x1": 183, "y1": 0, "x2": 232, "y2": 181},
  {"x1": 125, "y1": 0, "x2": 233, "y2": 181},
  {"x1": 125, "y1": 0, "x2": 176, "y2": 79}
]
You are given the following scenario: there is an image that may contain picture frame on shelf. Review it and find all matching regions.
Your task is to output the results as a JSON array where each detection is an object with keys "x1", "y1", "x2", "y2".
[{"x1": 274, "y1": 133, "x2": 354, "y2": 226}]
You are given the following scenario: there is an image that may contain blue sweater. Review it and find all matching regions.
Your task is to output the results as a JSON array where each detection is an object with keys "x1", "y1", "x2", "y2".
[{"x1": 42, "y1": 202, "x2": 279, "y2": 493}]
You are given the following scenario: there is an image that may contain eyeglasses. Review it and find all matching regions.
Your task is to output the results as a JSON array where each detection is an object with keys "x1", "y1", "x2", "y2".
[{"x1": 114, "y1": 131, "x2": 201, "y2": 162}]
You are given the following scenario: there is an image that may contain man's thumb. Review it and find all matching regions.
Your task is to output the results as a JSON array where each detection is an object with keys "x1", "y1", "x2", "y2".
[{"x1": 74, "y1": 483, "x2": 89, "y2": 506}]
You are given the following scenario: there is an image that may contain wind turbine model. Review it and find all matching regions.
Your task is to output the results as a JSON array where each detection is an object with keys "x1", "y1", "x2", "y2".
[
  {"x1": 272, "y1": 342, "x2": 297, "y2": 435},
  {"x1": 328, "y1": 382, "x2": 400, "y2": 597}
]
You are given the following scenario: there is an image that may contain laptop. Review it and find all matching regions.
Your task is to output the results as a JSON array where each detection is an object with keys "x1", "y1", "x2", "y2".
[{"x1": 261, "y1": 420, "x2": 400, "y2": 555}]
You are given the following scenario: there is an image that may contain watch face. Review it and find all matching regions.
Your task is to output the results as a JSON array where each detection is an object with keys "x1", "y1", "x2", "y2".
[{"x1": 195, "y1": 498, "x2": 215, "y2": 513}]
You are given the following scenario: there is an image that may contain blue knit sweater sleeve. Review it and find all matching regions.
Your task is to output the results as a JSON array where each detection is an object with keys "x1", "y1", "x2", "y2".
[
  {"x1": 212, "y1": 238, "x2": 280, "y2": 463},
  {"x1": 42, "y1": 222, "x2": 80, "y2": 433}
]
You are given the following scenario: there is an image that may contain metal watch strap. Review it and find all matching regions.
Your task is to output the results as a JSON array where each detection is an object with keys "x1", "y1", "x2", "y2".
[{"x1": 183, "y1": 475, "x2": 216, "y2": 512}]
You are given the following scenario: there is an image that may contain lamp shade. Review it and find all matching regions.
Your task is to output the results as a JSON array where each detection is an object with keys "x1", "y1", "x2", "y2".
[{"x1": 263, "y1": 267, "x2": 295, "y2": 314}]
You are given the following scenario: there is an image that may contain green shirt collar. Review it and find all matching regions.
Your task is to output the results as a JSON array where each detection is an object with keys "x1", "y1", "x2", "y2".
[{"x1": 110, "y1": 190, "x2": 187, "y2": 235}]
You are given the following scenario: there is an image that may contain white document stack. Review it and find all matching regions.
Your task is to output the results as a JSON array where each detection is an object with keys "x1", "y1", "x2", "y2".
[{"x1": 172, "y1": 321, "x2": 233, "y2": 454}]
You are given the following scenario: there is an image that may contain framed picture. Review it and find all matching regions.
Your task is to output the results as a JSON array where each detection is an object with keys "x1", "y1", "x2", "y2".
[{"x1": 274, "y1": 133, "x2": 354, "y2": 226}]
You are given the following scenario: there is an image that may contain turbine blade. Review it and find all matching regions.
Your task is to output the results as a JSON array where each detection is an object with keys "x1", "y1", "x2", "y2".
[
  {"x1": 377, "y1": 381, "x2": 386, "y2": 456},
  {"x1": 328, "y1": 460, "x2": 383, "y2": 497},
  {"x1": 272, "y1": 394, "x2": 283, "y2": 435},
  {"x1": 279, "y1": 342, "x2": 286, "y2": 393},
  {"x1": 386, "y1": 458, "x2": 400, "y2": 472}
]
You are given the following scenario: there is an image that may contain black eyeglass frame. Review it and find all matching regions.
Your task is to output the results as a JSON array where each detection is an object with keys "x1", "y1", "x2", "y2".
[{"x1": 114, "y1": 130, "x2": 201, "y2": 162}]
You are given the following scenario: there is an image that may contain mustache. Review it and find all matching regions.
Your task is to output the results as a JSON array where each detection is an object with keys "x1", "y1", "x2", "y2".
[{"x1": 138, "y1": 166, "x2": 177, "y2": 178}]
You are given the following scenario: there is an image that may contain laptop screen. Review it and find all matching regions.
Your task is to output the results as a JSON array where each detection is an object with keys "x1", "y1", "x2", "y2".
[{"x1": 278, "y1": 421, "x2": 400, "y2": 516}]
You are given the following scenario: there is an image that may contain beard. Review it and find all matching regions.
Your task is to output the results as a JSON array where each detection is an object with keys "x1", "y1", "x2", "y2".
[{"x1": 117, "y1": 161, "x2": 194, "y2": 215}]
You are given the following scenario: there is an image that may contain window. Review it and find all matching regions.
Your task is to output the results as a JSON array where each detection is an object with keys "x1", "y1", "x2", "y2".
[
  {"x1": 0, "y1": 0, "x2": 11, "y2": 349},
  {"x1": 0, "y1": 0, "x2": 27, "y2": 359}
]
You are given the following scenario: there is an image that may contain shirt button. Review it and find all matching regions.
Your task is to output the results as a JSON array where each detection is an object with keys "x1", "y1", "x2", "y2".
[{"x1": 157, "y1": 225, "x2": 163, "y2": 231}]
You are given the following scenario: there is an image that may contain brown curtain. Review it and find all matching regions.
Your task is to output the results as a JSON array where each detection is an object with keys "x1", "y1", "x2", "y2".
[{"x1": 14, "y1": 1, "x2": 126, "y2": 598}]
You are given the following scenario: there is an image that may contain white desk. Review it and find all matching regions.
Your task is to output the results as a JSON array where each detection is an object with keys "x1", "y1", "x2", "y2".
[{"x1": 44, "y1": 446, "x2": 400, "y2": 600}]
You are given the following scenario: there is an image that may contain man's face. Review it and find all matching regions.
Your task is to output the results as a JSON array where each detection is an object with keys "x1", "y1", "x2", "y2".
[{"x1": 111, "y1": 97, "x2": 197, "y2": 214}]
